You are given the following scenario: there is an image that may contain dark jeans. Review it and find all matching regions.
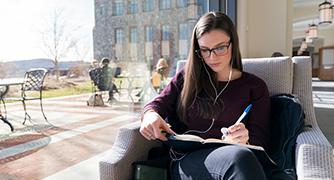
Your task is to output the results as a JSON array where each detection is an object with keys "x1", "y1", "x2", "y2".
[
  {"x1": 171, "y1": 145, "x2": 267, "y2": 180},
  {"x1": 98, "y1": 83, "x2": 118, "y2": 100}
]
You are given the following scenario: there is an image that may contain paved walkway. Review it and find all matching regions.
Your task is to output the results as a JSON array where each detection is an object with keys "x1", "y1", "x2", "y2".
[
  {"x1": 0, "y1": 94, "x2": 143, "y2": 180},
  {"x1": 0, "y1": 78, "x2": 333, "y2": 180}
]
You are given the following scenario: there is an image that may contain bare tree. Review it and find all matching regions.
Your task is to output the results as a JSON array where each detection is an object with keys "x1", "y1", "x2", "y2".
[
  {"x1": 74, "y1": 40, "x2": 91, "y2": 60},
  {"x1": 0, "y1": 62, "x2": 7, "y2": 78},
  {"x1": 41, "y1": 9, "x2": 80, "y2": 80},
  {"x1": 0, "y1": 62, "x2": 17, "y2": 78},
  {"x1": 68, "y1": 62, "x2": 89, "y2": 78}
]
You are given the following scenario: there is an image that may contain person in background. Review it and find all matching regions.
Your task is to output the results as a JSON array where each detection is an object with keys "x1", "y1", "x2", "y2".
[
  {"x1": 151, "y1": 58, "x2": 169, "y2": 93},
  {"x1": 98, "y1": 57, "x2": 119, "y2": 103},
  {"x1": 139, "y1": 11, "x2": 271, "y2": 179},
  {"x1": 91, "y1": 59, "x2": 99, "y2": 69},
  {"x1": 271, "y1": 52, "x2": 284, "y2": 57},
  {"x1": 88, "y1": 59, "x2": 101, "y2": 92}
]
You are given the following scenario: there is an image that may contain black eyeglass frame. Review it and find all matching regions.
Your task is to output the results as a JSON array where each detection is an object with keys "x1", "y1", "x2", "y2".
[{"x1": 195, "y1": 42, "x2": 231, "y2": 58}]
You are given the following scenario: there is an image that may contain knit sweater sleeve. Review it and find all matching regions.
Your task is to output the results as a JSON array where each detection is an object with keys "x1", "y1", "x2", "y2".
[
  {"x1": 246, "y1": 78, "x2": 271, "y2": 150},
  {"x1": 143, "y1": 71, "x2": 184, "y2": 120}
]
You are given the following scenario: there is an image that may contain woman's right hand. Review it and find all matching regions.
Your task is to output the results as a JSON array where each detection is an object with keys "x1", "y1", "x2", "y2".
[{"x1": 140, "y1": 110, "x2": 175, "y2": 141}]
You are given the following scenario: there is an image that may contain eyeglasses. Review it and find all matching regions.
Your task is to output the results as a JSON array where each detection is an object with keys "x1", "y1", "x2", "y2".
[{"x1": 196, "y1": 42, "x2": 231, "y2": 58}]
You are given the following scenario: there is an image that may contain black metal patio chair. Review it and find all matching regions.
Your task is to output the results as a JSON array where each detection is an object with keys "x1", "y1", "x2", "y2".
[
  {"x1": 5, "y1": 68, "x2": 48, "y2": 124},
  {"x1": 0, "y1": 85, "x2": 13, "y2": 131}
]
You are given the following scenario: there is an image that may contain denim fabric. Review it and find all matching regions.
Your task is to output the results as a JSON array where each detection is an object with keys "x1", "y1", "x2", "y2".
[{"x1": 171, "y1": 145, "x2": 267, "y2": 180}]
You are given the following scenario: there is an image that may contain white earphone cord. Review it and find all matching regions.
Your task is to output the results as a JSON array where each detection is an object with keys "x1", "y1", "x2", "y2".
[
  {"x1": 169, "y1": 59, "x2": 234, "y2": 162},
  {"x1": 184, "y1": 60, "x2": 233, "y2": 135},
  {"x1": 202, "y1": 59, "x2": 233, "y2": 105}
]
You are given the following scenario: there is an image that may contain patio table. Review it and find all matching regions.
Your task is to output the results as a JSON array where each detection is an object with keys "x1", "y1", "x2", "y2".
[
  {"x1": 115, "y1": 75, "x2": 143, "y2": 102},
  {"x1": 0, "y1": 78, "x2": 25, "y2": 131}
]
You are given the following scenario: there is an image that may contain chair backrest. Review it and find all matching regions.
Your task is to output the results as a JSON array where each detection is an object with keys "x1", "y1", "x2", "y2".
[
  {"x1": 23, "y1": 68, "x2": 48, "y2": 91},
  {"x1": 114, "y1": 67, "x2": 122, "y2": 77},
  {"x1": 243, "y1": 57, "x2": 293, "y2": 96},
  {"x1": 0, "y1": 86, "x2": 9, "y2": 98},
  {"x1": 242, "y1": 56, "x2": 316, "y2": 127},
  {"x1": 176, "y1": 60, "x2": 187, "y2": 74}
]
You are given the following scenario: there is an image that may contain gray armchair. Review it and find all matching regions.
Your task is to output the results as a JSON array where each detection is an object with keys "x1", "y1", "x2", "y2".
[{"x1": 99, "y1": 56, "x2": 333, "y2": 180}]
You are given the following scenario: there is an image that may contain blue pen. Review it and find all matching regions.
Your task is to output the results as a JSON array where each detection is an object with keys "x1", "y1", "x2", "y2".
[
  {"x1": 221, "y1": 104, "x2": 253, "y2": 138},
  {"x1": 235, "y1": 104, "x2": 253, "y2": 124}
]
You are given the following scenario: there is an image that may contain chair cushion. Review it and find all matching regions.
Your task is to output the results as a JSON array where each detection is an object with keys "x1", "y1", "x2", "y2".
[{"x1": 242, "y1": 57, "x2": 293, "y2": 96}]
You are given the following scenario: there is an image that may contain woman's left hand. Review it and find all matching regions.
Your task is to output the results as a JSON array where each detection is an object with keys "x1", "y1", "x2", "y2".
[{"x1": 221, "y1": 123, "x2": 249, "y2": 144}]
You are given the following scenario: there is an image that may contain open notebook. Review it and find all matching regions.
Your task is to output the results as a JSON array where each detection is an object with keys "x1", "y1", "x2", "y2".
[{"x1": 163, "y1": 134, "x2": 277, "y2": 168}]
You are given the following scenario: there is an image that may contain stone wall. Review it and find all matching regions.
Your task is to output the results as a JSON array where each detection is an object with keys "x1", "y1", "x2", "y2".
[{"x1": 93, "y1": 0, "x2": 204, "y2": 69}]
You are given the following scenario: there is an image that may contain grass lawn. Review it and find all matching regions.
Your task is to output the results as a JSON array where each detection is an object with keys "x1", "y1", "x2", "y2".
[
  {"x1": 4, "y1": 79, "x2": 92, "y2": 102},
  {"x1": 40, "y1": 81, "x2": 92, "y2": 98},
  {"x1": 4, "y1": 75, "x2": 145, "y2": 101}
]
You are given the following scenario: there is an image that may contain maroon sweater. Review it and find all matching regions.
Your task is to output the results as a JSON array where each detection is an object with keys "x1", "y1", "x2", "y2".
[{"x1": 144, "y1": 71, "x2": 270, "y2": 150}]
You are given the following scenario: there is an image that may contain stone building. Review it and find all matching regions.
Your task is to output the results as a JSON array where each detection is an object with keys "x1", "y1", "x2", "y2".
[{"x1": 93, "y1": 0, "x2": 208, "y2": 68}]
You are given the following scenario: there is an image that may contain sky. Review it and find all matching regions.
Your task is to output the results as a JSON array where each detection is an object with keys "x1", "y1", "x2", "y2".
[{"x1": 0, "y1": 0, "x2": 94, "y2": 62}]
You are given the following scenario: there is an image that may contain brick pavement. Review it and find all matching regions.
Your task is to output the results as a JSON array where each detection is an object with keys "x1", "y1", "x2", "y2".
[{"x1": 0, "y1": 94, "x2": 143, "y2": 180}]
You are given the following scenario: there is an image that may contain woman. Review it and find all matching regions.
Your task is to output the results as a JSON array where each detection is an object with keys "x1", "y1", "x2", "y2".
[
  {"x1": 140, "y1": 11, "x2": 270, "y2": 179},
  {"x1": 151, "y1": 58, "x2": 169, "y2": 93}
]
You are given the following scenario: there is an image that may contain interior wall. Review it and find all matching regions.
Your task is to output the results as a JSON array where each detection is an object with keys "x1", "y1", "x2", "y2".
[
  {"x1": 320, "y1": 29, "x2": 334, "y2": 47},
  {"x1": 237, "y1": 0, "x2": 293, "y2": 58}
]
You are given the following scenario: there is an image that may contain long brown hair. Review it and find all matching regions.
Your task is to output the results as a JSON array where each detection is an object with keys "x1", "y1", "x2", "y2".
[{"x1": 177, "y1": 12, "x2": 243, "y2": 124}]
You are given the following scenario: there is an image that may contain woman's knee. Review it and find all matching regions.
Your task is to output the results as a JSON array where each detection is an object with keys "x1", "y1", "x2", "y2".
[
  {"x1": 206, "y1": 145, "x2": 255, "y2": 165},
  {"x1": 206, "y1": 146, "x2": 266, "y2": 179},
  {"x1": 172, "y1": 146, "x2": 266, "y2": 180}
]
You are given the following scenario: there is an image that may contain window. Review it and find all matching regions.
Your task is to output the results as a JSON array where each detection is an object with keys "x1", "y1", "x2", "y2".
[
  {"x1": 130, "y1": 27, "x2": 138, "y2": 43},
  {"x1": 179, "y1": 23, "x2": 188, "y2": 40},
  {"x1": 197, "y1": 0, "x2": 207, "y2": 16},
  {"x1": 99, "y1": 4, "x2": 105, "y2": 16},
  {"x1": 177, "y1": 0, "x2": 188, "y2": 8},
  {"x1": 145, "y1": 26, "x2": 153, "y2": 42},
  {"x1": 115, "y1": 28, "x2": 124, "y2": 44},
  {"x1": 162, "y1": 25, "x2": 170, "y2": 40},
  {"x1": 143, "y1": 0, "x2": 154, "y2": 12},
  {"x1": 160, "y1": 0, "x2": 171, "y2": 10},
  {"x1": 113, "y1": 2, "x2": 124, "y2": 16},
  {"x1": 128, "y1": 0, "x2": 138, "y2": 14}
]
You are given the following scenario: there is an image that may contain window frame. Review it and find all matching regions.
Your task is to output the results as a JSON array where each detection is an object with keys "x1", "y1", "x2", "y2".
[
  {"x1": 113, "y1": 2, "x2": 124, "y2": 16},
  {"x1": 177, "y1": 0, "x2": 188, "y2": 8},
  {"x1": 115, "y1": 28, "x2": 124, "y2": 44},
  {"x1": 143, "y1": 0, "x2": 154, "y2": 12},
  {"x1": 159, "y1": 0, "x2": 172, "y2": 10},
  {"x1": 179, "y1": 23, "x2": 188, "y2": 40},
  {"x1": 128, "y1": 0, "x2": 138, "y2": 14},
  {"x1": 145, "y1": 26, "x2": 153, "y2": 42},
  {"x1": 162, "y1": 25, "x2": 170, "y2": 41},
  {"x1": 129, "y1": 27, "x2": 138, "y2": 43}
]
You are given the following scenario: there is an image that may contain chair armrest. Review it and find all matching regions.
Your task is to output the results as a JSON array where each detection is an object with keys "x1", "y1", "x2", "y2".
[
  {"x1": 99, "y1": 121, "x2": 162, "y2": 180},
  {"x1": 295, "y1": 126, "x2": 334, "y2": 179}
]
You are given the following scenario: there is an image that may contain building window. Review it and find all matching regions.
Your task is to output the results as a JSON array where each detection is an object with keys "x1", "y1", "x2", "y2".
[
  {"x1": 177, "y1": 0, "x2": 188, "y2": 8},
  {"x1": 145, "y1": 26, "x2": 153, "y2": 42},
  {"x1": 113, "y1": 2, "x2": 124, "y2": 16},
  {"x1": 179, "y1": 23, "x2": 188, "y2": 40},
  {"x1": 130, "y1": 27, "x2": 138, "y2": 43},
  {"x1": 99, "y1": 4, "x2": 105, "y2": 16},
  {"x1": 160, "y1": 0, "x2": 171, "y2": 10},
  {"x1": 162, "y1": 25, "x2": 170, "y2": 40},
  {"x1": 128, "y1": 0, "x2": 138, "y2": 14},
  {"x1": 115, "y1": 28, "x2": 124, "y2": 43},
  {"x1": 197, "y1": 0, "x2": 207, "y2": 16},
  {"x1": 143, "y1": 0, "x2": 154, "y2": 12}
]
